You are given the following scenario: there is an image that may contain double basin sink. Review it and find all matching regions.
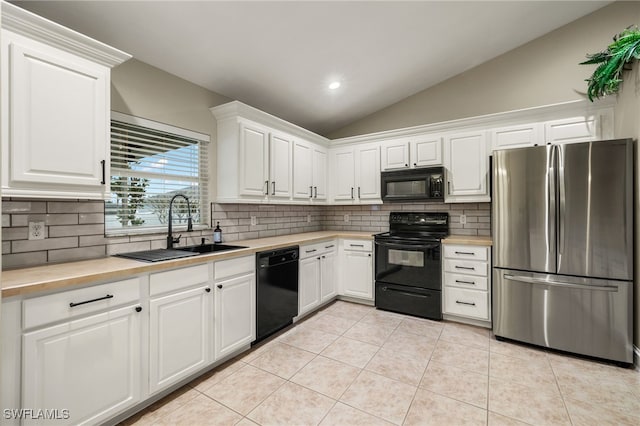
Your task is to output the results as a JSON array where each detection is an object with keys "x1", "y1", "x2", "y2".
[{"x1": 116, "y1": 243, "x2": 249, "y2": 263}]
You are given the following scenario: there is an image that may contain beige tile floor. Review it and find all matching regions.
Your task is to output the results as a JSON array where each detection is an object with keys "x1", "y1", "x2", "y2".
[{"x1": 123, "y1": 301, "x2": 640, "y2": 426}]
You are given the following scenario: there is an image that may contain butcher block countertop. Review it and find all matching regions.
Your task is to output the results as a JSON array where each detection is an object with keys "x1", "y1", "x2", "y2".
[
  {"x1": 2, "y1": 231, "x2": 374, "y2": 298},
  {"x1": 442, "y1": 235, "x2": 493, "y2": 246}
]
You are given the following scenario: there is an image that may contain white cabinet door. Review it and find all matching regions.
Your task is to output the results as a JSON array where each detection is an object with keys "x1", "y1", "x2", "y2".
[
  {"x1": 355, "y1": 144, "x2": 381, "y2": 200},
  {"x1": 331, "y1": 148, "x2": 356, "y2": 201},
  {"x1": 293, "y1": 140, "x2": 313, "y2": 200},
  {"x1": 22, "y1": 305, "x2": 142, "y2": 426},
  {"x1": 149, "y1": 285, "x2": 212, "y2": 394},
  {"x1": 381, "y1": 141, "x2": 409, "y2": 171},
  {"x1": 3, "y1": 32, "x2": 109, "y2": 198},
  {"x1": 545, "y1": 116, "x2": 600, "y2": 144},
  {"x1": 312, "y1": 146, "x2": 327, "y2": 200},
  {"x1": 341, "y1": 251, "x2": 373, "y2": 300},
  {"x1": 239, "y1": 121, "x2": 269, "y2": 197},
  {"x1": 299, "y1": 255, "x2": 321, "y2": 316},
  {"x1": 492, "y1": 123, "x2": 541, "y2": 151},
  {"x1": 411, "y1": 136, "x2": 442, "y2": 167},
  {"x1": 320, "y1": 250, "x2": 337, "y2": 302},
  {"x1": 269, "y1": 132, "x2": 292, "y2": 198},
  {"x1": 215, "y1": 273, "x2": 256, "y2": 360},
  {"x1": 444, "y1": 131, "x2": 489, "y2": 202}
]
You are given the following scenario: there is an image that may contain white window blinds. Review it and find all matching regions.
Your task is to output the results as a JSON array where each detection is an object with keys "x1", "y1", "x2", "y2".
[{"x1": 107, "y1": 112, "x2": 210, "y2": 233}]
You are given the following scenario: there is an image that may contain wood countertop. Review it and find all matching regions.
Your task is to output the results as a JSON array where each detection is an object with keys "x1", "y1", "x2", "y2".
[
  {"x1": 2, "y1": 231, "x2": 374, "y2": 298},
  {"x1": 442, "y1": 235, "x2": 493, "y2": 246}
]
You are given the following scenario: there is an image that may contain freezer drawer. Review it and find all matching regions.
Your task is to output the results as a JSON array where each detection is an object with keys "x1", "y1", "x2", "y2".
[{"x1": 493, "y1": 268, "x2": 633, "y2": 363}]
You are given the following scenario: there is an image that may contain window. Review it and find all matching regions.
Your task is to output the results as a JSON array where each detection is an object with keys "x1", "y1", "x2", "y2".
[{"x1": 107, "y1": 112, "x2": 210, "y2": 234}]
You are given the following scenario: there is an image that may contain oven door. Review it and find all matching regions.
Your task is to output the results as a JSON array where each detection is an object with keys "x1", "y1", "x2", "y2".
[{"x1": 375, "y1": 239, "x2": 441, "y2": 290}]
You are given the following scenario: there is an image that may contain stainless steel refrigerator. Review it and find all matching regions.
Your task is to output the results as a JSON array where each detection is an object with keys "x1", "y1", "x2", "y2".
[{"x1": 492, "y1": 139, "x2": 634, "y2": 364}]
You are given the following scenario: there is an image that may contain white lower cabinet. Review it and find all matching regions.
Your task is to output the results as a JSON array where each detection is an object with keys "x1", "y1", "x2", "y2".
[
  {"x1": 214, "y1": 255, "x2": 256, "y2": 360},
  {"x1": 442, "y1": 243, "x2": 492, "y2": 326},
  {"x1": 22, "y1": 304, "x2": 142, "y2": 426},
  {"x1": 149, "y1": 264, "x2": 213, "y2": 395},
  {"x1": 298, "y1": 240, "x2": 337, "y2": 316},
  {"x1": 340, "y1": 239, "x2": 373, "y2": 301}
]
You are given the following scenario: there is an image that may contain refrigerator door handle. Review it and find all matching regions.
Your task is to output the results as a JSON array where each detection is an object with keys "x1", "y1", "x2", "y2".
[
  {"x1": 548, "y1": 146, "x2": 557, "y2": 260},
  {"x1": 503, "y1": 274, "x2": 618, "y2": 292},
  {"x1": 557, "y1": 145, "x2": 565, "y2": 261}
]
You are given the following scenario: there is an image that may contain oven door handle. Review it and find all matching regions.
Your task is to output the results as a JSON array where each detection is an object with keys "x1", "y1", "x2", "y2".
[
  {"x1": 375, "y1": 241, "x2": 439, "y2": 250},
  {"x1": 381, "y1": 286, "x2": 432, "y2": 298}
]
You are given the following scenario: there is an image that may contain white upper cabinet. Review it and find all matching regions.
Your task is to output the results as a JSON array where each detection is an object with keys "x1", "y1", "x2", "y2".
[
  {"x1": 293, "y1": 139, "x2": 327, "y2": 201},
  {"x1": 1, "y1": 2, "x2": 130, "y2": 200},
  {"x1": 380, "y1": 135, "x2": 442, "y2": 171},
  {"x1": 491, "y1": 123, "x2": 542, "y2": 151},
  {"x1": 443, "y1": 131, "x2": 490, "y2": 203},
  {"x1": 330, "y1": 144, "x2": 380, "y2": 203},
  {"x1": 239, "y1": 121, "x2": 270, "y2": 197},
  {"x1": 544, "y1": 115, "x2": 600, "y2": 144},
  {"x1": 381, "y1": 140, "x2": 409, "y2": 170},
  {"x1": 211, "y1": 101, "x2": 328, "y2": 204}
]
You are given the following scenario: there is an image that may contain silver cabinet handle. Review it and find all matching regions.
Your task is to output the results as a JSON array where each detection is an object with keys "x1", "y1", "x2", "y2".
[
  {"x1": 456, "y1": 300, "x2": 476, "y2": 306},
  {"x1": 455, "y1": 251, "x2": 475, "y2": 255},
  {"x1": 455, "y1": 280, "x2": 475, "y2": 285},
  {"x1": 454, "y1": 266, "x2": 475, "y2": 270},
  {"x1": 272, "y1": 181, "x2": 275, "y2": 195}
]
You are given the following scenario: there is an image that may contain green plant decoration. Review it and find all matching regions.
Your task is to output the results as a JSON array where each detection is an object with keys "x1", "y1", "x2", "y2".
[{"x1": 581, "y1": 26, "x2": 640, "y2": 101}]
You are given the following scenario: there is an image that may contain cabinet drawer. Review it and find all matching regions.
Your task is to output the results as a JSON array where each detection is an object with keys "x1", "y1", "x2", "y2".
[
  {"x1": 342, "y1": 239, "x2": 373, "y2": 252},
  {"x1": 215, "y1": 255, "x2": 255, "y2": 280},
  {"x1": 150, "y1": 263, "x2": 210, "y2": 296},
  {"x1": 301, "y1": 240, "x2": 337, "y2": 259},
  {"x1": 444, "y1": 287, "x2": 489, "y2": 320},
  {"x1": 444, "y1": 272, "x2": 488, "y2": 291},
  {"x1": 444, "y1": 259, "x2": 488, "y2": 277},
  {"x1": 444, "y1": 245, "x2": 488, "y2": 261},
  {"x1": 23, "y1": 278, "x2": 141, "y2": 329}
]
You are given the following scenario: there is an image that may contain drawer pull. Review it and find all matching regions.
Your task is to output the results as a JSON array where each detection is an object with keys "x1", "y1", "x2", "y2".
[
  {"x1": 305, "y1": 249, "x2": 317, "y2": 253},
  {"x1": 455, "y1": 266, "x2": 475, "y2": 271},
  {"x1": 69, "y1": 294, "x2": 113, "y2": 308},
  {"x1": 325, "y1": 245, "x2": 335, "y2": 249},
  {"x1": 205, "y1": 287, "x2": 211, "y2": 293},
  {"x1": 455, "y1": 251, "x2": 475, "y2": 255},
  {"x1": 455, "y1": 280, "x2": 476, "y2": 285},
  {"x1": 455, "y1": 300, "x2": 476, "y2": 306},
  {"x1": 350, "y1": 244, "x2": 364, "y2": 247},
  {"x1": 135, "y1": 306, "x2": 142, "y2": 313},
  {"x1": 217, "y1": 285, "x2": 223, "y2": 289},
  {"x1": 382, "y1": 286, "x2": 431, "y2": 299}
]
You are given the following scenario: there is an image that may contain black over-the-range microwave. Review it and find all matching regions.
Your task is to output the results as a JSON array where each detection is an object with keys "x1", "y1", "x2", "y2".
[{"x1": 381, "y1": 167, "x2": 445, "y2": 202}]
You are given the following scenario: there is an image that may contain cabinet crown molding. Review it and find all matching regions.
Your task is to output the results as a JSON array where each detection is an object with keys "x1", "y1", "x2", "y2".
[
  {"x1": 1, "y1": 1, "x2": 131, "y2": 68},
  {"x1": 210, "y1": 101, "x2": 330, "y2": 147}
]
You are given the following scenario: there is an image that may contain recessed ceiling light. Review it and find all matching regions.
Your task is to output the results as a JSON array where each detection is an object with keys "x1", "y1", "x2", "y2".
[{"x1": 328, "y1": 81, "x2": 341, "y2": 90}]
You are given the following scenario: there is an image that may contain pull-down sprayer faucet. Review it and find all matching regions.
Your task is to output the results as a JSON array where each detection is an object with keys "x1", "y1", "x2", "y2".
[{"x1": 167, "y1": 194, "x2": 193, "y2": 249}]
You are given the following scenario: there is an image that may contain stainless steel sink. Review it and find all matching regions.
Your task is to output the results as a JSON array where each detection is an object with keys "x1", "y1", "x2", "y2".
[
  {"x1": 178, "y1": 243, "x2": 248, "y2": 254},
  {"x1": 115, "y1": 244, "x2": 248, "y2": 263}
]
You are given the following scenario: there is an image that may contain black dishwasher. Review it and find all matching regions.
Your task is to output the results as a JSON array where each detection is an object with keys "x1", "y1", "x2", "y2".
[{"x1": 255, "y1": 246, "x2": 299, "y2": 343}]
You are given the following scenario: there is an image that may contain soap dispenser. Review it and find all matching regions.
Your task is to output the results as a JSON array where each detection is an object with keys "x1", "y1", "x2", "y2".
[{"x1": 213, "y1": 222, "x2": 222, "y2": 243}]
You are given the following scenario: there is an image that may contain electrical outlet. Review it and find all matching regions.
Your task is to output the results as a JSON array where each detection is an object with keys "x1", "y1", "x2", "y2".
[
  {"x1": 307, "y1": 214, "x2": 311, "y2": 223},
  {"x1": 460, "y1": 214, "x2": 467, "y2": 225},
  {"x1": 344, "y1": 214, "x2": 350, "y2": 223},
  {"x1": 250, "y1": 216, "x2": 257, "y2": 226},
  {"x1": 28, "y1": 221, "x2": 45, "y2": 240}
]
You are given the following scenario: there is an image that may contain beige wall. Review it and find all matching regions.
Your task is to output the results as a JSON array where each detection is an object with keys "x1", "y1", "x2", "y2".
[
  {"x1": 329, "y1": 1, "x2": 638, "y2": 139},
  {"x1": 111, "y1": 59, "x2": 231, "y2": 203}
]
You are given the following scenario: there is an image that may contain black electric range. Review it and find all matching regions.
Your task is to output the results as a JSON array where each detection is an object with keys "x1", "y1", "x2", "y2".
[{"x1": 374, "y1": 212, "x2": 448, "y2": 320}]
